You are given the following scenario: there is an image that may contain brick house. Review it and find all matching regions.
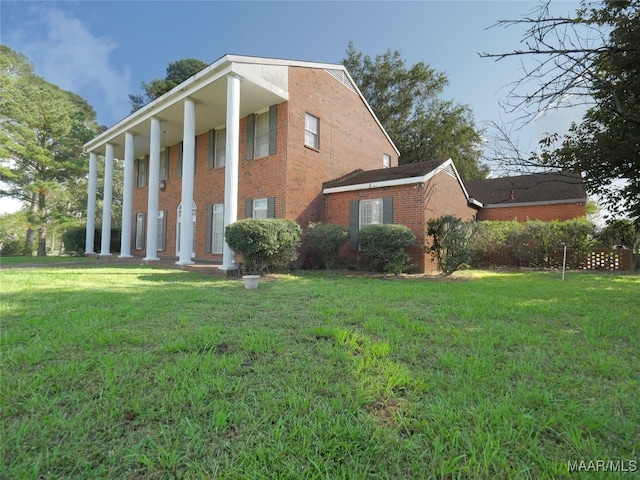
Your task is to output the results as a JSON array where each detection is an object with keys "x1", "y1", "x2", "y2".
[
  {"x1": 322, "y1": 159, "x2": 479, "y2": 272},
  {"x1": 83, "y1": 55, "x2": 399, "y2": 269},
  {"x1": 466, "y1": 171, "x2": 588, "y2": 222},
  {"x1": 83, "y1": 54, "x2": 587, "y2": 273}
]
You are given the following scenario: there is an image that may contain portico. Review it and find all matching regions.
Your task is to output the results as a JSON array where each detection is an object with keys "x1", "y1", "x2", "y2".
[{"x1": 83, "y1": 55, "x2": 289, "y2": 268}]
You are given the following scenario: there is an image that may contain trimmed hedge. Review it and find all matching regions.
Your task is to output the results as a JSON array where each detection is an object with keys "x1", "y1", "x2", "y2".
[
  {"x1": 62, "y1": 226, "x2": 121, "y2": 254},
  {"x1": 471, "y1": 219, "x2": 596, "y2": 268},
  {"x1": 225, "y1": 218, "x2": 301, "y2": 274},
  {"x1": 358, "y1": 224, "x2": 416, "y2": 274},
  {"x1": 304, "y1": 223, "x2": 349, "y2": 269}
]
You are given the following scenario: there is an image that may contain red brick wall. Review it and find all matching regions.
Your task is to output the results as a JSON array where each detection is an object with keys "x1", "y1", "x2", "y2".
[
  {"x1": 286, "y1": 67, "x2": 398, "y2": 228},
  {"x1": 476, "y1": 202, "x2": 586, "y2": 222},
  {"x1": 323, "y1": 171, "x2": 476, "y2": 272},
  {"x1": 131, "y1": 65, "x2": 398, "y2": 261}
]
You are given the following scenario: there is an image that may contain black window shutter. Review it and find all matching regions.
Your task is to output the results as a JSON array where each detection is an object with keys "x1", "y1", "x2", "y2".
[
  {"x1": 268, "y1": 104, "x2": 277, "y2": 155},
  {"x1": 267, "y1": 197, "x2": 275, "y2": 218},
  {"x1": 178, "y1": 141, "x2": 183, "y2": 177},
  {"x1": 246, "y1": 114, "x2": 255, "y2": 160},
  {"x1": 205, "y1": 203, "x2": 213, "y2": 253},
  {"x1": 208, "y1": 129, "x2": 215, "y2": 169},
  {"x1": 245, "y1": 198, "x2": 253, "y2": 219},
  {"x1": 383, "y1": 197, "x2": 393, "y2": 224},
  {"x1": 349, "y1": 200, "x2": 359, "y2": 251},
  {"x1": 159, "y1": 210, "x2": 167, "y2": 250},
  {"x1": 134, "y1": 159, "x2": 139, "y2": 188},
  {"x1": 140, "y1": 212, "x2": 146, "y2": 246}
]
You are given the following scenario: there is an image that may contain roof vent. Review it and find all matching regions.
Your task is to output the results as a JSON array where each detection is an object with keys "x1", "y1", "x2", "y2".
[
  {"x1": 441, "y1": 163, "x2": 456, "y2": 178},
  {"x1": 324, "y1": 69, "x2": 358, "y2": 94}
]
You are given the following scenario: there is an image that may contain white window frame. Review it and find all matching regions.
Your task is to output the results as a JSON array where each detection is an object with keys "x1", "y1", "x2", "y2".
[
  {"x1": 136, "y1": 158, "x2": 147, "y2": 188},
  {"x1": 135, "y1": 212, "x2": 145, "y2": 249},
  {"x1": 253, "y1": 198, "x2": 268, "y2": 219},
  {"x1": 215, "y1": 128, "x2": 226, "y2": 168},
  {"x1": 254, "y1": 111, "x2": 270, "y2": 158},
  {"x1": 212, "y1": 203, "x2": 224, "y2": 254},
  {"x1": 176, "y1": 201, "x2": 196, "y2": 257},
  {"x1": 157, "y1": 210, "x2": 165, "y2": 251},
  {"x1": 359, "y1": 199, "x2": 383, "y2": 229},
  {"x1": 383, "y1": 154, "x2": 391, "y2": 168},
  {"x1": 304, "y1": 113, "x2": 319, "y2": 149}
]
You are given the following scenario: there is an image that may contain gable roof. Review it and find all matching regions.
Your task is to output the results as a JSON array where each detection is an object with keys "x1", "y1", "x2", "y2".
[
  {"x1": 84, "y1": 53, "x2": 398, "y2": 158},
  {"x1": 323, "y1": 159, "x2": 444, "y2": 189},
  {"x1": 322, "y1": 159, "x2": 478, "y2": 205},
  {"x1": 465, "y1": 171, "x2": 587, "y2": 207}
]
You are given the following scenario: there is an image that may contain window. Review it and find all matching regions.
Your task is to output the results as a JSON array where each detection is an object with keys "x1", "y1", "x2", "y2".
[
  {"x1": 305, "y1": 113, "x2": 319, "y2": 149},
  {"x1": 253, "y1": 198, "x2": 268, "y2": 219},
  {"x1": 157, "y1": 210, "x2": 166, "y2": 251},
  {"x1": 383, "y1": 154, "x2": 391, "y2": 168},
  {"x1": 135, "y1": 212, "x2": 145, "y2": 249},
  {"x1": 359, "y1": 199, "x2": 384, "y2": 229},
  {"x1": 349, "y1": 197, "x2": 393, "y2": 251},
  {"x1": 160, "y1": 149, "x2": 169, "y2": 181},
  {"x1": 212, "y1": 204, "x2": 224, "y2": 253},
  {"x1": 215, "y1": 128, "x2": 226, "y2": 168},
  {"x1": 176, "y1": 201, "x2": 196, "y2": 257},
  {"x1": 135, "y1": 157, "x2": 147, "y2": 188},
  {"x1": 245, "y1": 197, "x2": 275, "y2": 219},
  {"x1": 254, "y1": 112, "x2": 270, "y2": 158},
  {"x1": 246, "y1": 105, "x2": 277, "y2": 159}
]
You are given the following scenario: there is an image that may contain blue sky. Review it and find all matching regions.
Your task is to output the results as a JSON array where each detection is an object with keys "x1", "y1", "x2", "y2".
[{"x1": 2, "y1": 0, "x2": 583, "y2": 163}]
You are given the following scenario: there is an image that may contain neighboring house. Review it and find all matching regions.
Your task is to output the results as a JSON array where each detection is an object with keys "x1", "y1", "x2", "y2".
[
  {"x1": 83, "y1": 54, "x2": 399, "y2": 269},
  {"x1": 465, "y1": 171, "x2": 588, "y2": 222},
  {"x1": 322, "y1": 159, "x2": 479, "y2": 272}
]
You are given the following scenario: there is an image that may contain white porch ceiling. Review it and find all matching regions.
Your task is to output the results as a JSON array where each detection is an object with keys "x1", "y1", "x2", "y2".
[{"x1": 84, "y1": 57, "x2": 289, "y2": 159}]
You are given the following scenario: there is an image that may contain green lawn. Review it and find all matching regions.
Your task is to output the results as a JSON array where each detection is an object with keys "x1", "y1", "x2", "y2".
[
  {"x1": 1, "y1": 266, "x2": 638, "y2": 479},
  {"x1": 0, "y1": 254, "x2": 92, "y2": 266}
]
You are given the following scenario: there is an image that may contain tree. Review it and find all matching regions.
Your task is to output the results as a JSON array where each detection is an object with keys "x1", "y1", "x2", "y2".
[
  {"x1": 0, "y1": 45, "x2": 99, "y2": 255},
  {"x1": 481, "y1": 0, "x2": 640, "y2": 223},
  {"x1": 343, "y1": 43, "x2": 488, "y2": 181},
  {"x1": 129, "y1": 58, "x2": 208, "y2": 112}
]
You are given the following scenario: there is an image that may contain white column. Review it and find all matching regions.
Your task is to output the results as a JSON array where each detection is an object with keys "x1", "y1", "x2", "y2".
[
  {"x1": 119, "y1": 132, "x2": 135, "y2": 258},
  {"x1": 144, "y1": 118, "x2": 161, "y2": 261},
  {"x1": 85, "y1": 152, "x2": 98, "y2": 254},
  {"x1": 221, "y1": 74, "x2": 241, "y2": 270},
  {"x1": 177, "y1": 99, "x2": 195, "y2": 265},
  {"x1": 100, "y1": 143, "x2": 115, "y2": 256}
]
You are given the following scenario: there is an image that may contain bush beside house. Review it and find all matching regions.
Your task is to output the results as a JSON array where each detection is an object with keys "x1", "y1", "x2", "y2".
[{"x1": 225, "y1": 219, "x2": 301, "y2": 274}]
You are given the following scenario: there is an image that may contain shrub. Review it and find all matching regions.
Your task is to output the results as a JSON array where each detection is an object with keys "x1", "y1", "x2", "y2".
[
  {"x1": 470, "y1": 219, "x2": 596, "y2": 269},
  {"x1": 358, "y1": 224, "x2": 416, "y2": 274},
  {"x1": 305, "y1": 223, "x2": 349, "y2": 269},
  {"x1": 225, "y1": 218, "x2": 301, "y2": 274},
  {"x1": 427, "y1": 215, "x2": 477, "y2": 274},
  {"x1": 62, "y1": 227, "x2": 122, "y2": 255},
  {"x1": 62, "y1": 227, "x2": 88, "y2": 254},
  {"x1": 558, "y1": 218, "x2": 596, "y2": 268}
]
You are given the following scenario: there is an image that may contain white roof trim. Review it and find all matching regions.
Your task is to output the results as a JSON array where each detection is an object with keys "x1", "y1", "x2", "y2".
[
  {"x1": 482, "y1": 198, "x2": 587, "y2": 208},
  {"x1": 323, "y1": 158, "x2": 469, "y2": 195},
  {"x1": 323, "y1": 175, "x2": 431, "y2": 194}
]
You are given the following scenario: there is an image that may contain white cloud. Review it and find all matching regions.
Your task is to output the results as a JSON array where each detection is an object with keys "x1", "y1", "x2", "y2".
[{"x1": 11, "y1": 6, "x2": 131, "y2": 126}]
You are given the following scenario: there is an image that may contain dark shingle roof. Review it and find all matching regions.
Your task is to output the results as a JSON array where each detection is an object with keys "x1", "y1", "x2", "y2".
[
  {"x1": 465, "y1": 171, "x2": 587, "y2": 205},
  {"x1": 323, "y1": 159, "x2": 448, "y2": 189}
]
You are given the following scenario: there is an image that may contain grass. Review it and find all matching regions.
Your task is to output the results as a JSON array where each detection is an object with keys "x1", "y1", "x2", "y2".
[
  {"x1": 0, "y1": 254, "x2": 92, "y2": 266},
  {"x1": 1, "y1": 265, "x2": 638, "y2": 479}
]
